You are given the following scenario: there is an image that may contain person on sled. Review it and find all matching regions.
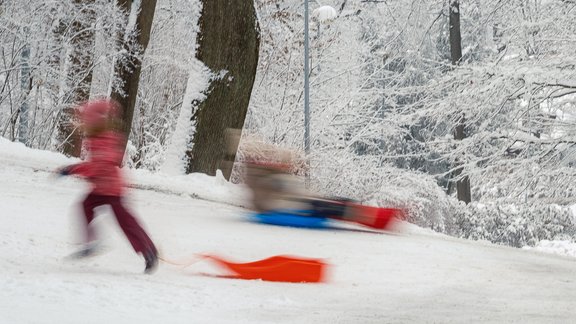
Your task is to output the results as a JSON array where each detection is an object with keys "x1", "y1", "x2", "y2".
[{"x1": 232, "y1": 131, "x2": 397, "y2": 230}]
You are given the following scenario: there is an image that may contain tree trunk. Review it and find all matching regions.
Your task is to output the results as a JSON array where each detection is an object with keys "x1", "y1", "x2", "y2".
[
  {"x1": 449, "y1": 0, "x2": 462, "y2": 65},
  {"x1": 453, "y1": 115, "x2": 471, "y2": 203},
  {"x1": 449, "y1": 0, "x2": 471, "y2": 204},
  {"x1": 58, "y1": 0, "x2": 96, "y2": 157},
  {"x1": 18, "y1": 30, "x2": 31, "y2": 145},
  {"x1": 110, "y1": 0, "x2": 157, "y2": 152},
  {"x1": 186, "y1": 0, "x2": 260, "y2": 179}
]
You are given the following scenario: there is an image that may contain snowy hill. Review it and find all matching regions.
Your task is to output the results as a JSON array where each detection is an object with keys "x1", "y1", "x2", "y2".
[{"x1": 1, "y1": 139, "x2": 576, "y2": 324}]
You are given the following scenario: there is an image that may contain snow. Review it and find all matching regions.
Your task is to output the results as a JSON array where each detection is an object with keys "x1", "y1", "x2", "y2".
[
  {"x1": 450, "y1": 4, "x2": 459, "y2": 14},
  {"x1": 159, "y1": 0, "x2": 207, "y2": 176},
  {"x1": 126, "y1": 0, "x2": 141, "y2": 37},
  {"x1": 313, "y1": 6, "x2": 338, "y2": 23},
  {"x1": 160, "y1": 61, "x2": 210, "y2": 176},
  {"x1": 524, "y1": 240, "x2": 576, "y2": 258},
  {"x1": 2, "y1": 139, "x2": 576, "y2": 323}
]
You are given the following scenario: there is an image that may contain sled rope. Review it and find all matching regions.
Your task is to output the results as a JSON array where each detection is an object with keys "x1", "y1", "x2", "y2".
[{"x1": 158, "y1": 254, "x2": 209, "y2": 269}]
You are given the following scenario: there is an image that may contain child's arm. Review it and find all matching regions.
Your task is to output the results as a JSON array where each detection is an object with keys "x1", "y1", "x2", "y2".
[
  {"x1": 58, "y1": 162, "x2": 97, "y2": 178},
  {"x1": 57, "y1": 132, "x2": 125, "y2": 178}
]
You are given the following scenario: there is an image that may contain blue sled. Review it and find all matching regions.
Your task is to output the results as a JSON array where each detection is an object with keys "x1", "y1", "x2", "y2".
[{"x1": 250, "y1": 209, "x2": 330, "y2": 229}]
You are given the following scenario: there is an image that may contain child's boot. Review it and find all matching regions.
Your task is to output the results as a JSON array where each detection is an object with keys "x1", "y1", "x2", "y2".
[
  {"x1": 143, "y1": 248, "x2": 158, "y2": 274},
  {"x1": 68, "y1": 241, "x2": 100, "y2": 259}
]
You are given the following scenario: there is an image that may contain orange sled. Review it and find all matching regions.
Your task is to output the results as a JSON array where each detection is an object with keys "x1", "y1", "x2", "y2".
[{"x1": 202, "y1": 254, "x2": 327, "y2": 283}]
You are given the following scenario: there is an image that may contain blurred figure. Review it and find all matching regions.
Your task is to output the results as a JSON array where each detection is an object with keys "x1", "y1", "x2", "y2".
[
  {"x1": 226, "y1": 129, "x2": 309, "y2": 212},
  {"x1": 57, "y1": 99, "x2": 158, "y2": 274},
  {"x1": 245, "y1": 160, "x2": 309, "y2": 212},
  {"x1": 232, "y1": 130, "x2": 399, "y2": 230}
]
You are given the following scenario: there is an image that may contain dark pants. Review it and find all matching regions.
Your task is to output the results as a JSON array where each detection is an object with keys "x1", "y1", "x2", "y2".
[{"x1": 82, "y1": 193, "x2": 156, "y2": 254}]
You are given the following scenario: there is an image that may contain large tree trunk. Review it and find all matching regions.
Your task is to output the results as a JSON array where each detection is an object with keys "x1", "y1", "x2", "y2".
[
  {"x1": 449, "y1": 0, "x2": 471, "y2": 204},
  {"x1": 110, "y1": 0, "x2": 157, "y2": 152},
  {"x1": 449, "y1": 0, "x2": 462, "y2": 65},
  {"x1": 187, "y1": 0, "x2": 260, "y2": 179},
  {"x1": 58, "y1": 0, "x2": 96, "y2": 157}
]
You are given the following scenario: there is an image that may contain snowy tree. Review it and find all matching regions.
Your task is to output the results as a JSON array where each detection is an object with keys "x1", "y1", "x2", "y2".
[
  {"x1": 186, "y1": 0, "x2": 261, "y2": 179},
  {"x1": 121, "y1": 0, "x2": 200, "y2": 170},
  {"x1": 243, "y1": 0, "x2": 576, "y2": 243},
  {"x1": 0, "y1": 1, "x2": 128, "y2": 150},
  {"x1": 58, "y1": 0, "x2": 97, "y2": 157},
  {"x1": 448, "y1": 0, "x2": 471, "y2": 204},
  {"x1": 110, "y1": 0, "x2": 157, "y2": 152}
]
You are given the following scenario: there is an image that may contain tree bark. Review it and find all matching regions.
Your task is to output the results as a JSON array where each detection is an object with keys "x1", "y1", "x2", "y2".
[
  {"x1": 186, "y1": 0, "x2": 260, "y2": 179},
  {"x1": 17, "y1": 34, "x2": 31, "y2": 145},
  {"x1": 449, "y1": 0, "x2": 471, "y2": 204},
  {"x1": 449, "y1": 0, "x2": 462, "y2": 65},
  {"x1": 453, "y1": 115, "x2": 471, "y2": 203},
  {"x1": 58, "y1": 0, "x2": 96, "y2": 157},
  {"x1": 110, "y1": 0, "x2": 157, "y2": 152}
]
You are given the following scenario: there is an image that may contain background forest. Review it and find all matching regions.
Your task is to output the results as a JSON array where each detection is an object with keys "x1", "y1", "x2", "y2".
[{"x1": 2, "y1": 0, "x2": 576, "y2": 248}]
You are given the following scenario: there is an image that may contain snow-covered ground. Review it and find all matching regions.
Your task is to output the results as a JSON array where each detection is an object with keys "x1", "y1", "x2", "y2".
[{"x1": 1, "y1": 138, "x2": 576, "y2": 323}]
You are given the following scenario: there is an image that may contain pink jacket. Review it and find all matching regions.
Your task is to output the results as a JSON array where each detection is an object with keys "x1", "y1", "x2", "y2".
[{"x1": 67, "y1": 131, "x2": 126, "y2": 196}]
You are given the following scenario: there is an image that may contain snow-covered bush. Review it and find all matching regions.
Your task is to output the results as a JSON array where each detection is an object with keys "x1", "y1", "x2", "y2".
[
  {"x1": 309, "y1": 149, "x2": 458, "y2": 231},
  {"x1": 451, "y1": 203, "x2": 576, "y2": 248}
]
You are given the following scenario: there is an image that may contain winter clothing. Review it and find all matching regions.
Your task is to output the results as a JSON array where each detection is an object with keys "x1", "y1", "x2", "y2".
[
  {"x1": 67, "y1": 241, "x2": 100, "y2": 259},
  {"x1": 79, "y1": 99, "x2": 118, "y2": 128},
  {"x1": 58, "y1": 166, "x2": 71, "y2": 177},
  {"x1": 245, "y1": 163, "x2": 310, "y2": 212},
  {"x1": 59, "y1": 99, "x2": 157, "y2": 273},
  {"x1": 81, "y1": 194, "x2": 156, "y2": 255},
  {"x1": 66, "y1": 131, "x2": 125, "y2": 196},
  {"x1": 143, "y1": 249, "x2": 159, "y2": 274}
]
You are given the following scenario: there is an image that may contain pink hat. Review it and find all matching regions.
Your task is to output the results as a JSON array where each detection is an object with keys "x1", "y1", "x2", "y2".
[{"x1": 79, "y1": 99, "x2": 118, "y2": 127}]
